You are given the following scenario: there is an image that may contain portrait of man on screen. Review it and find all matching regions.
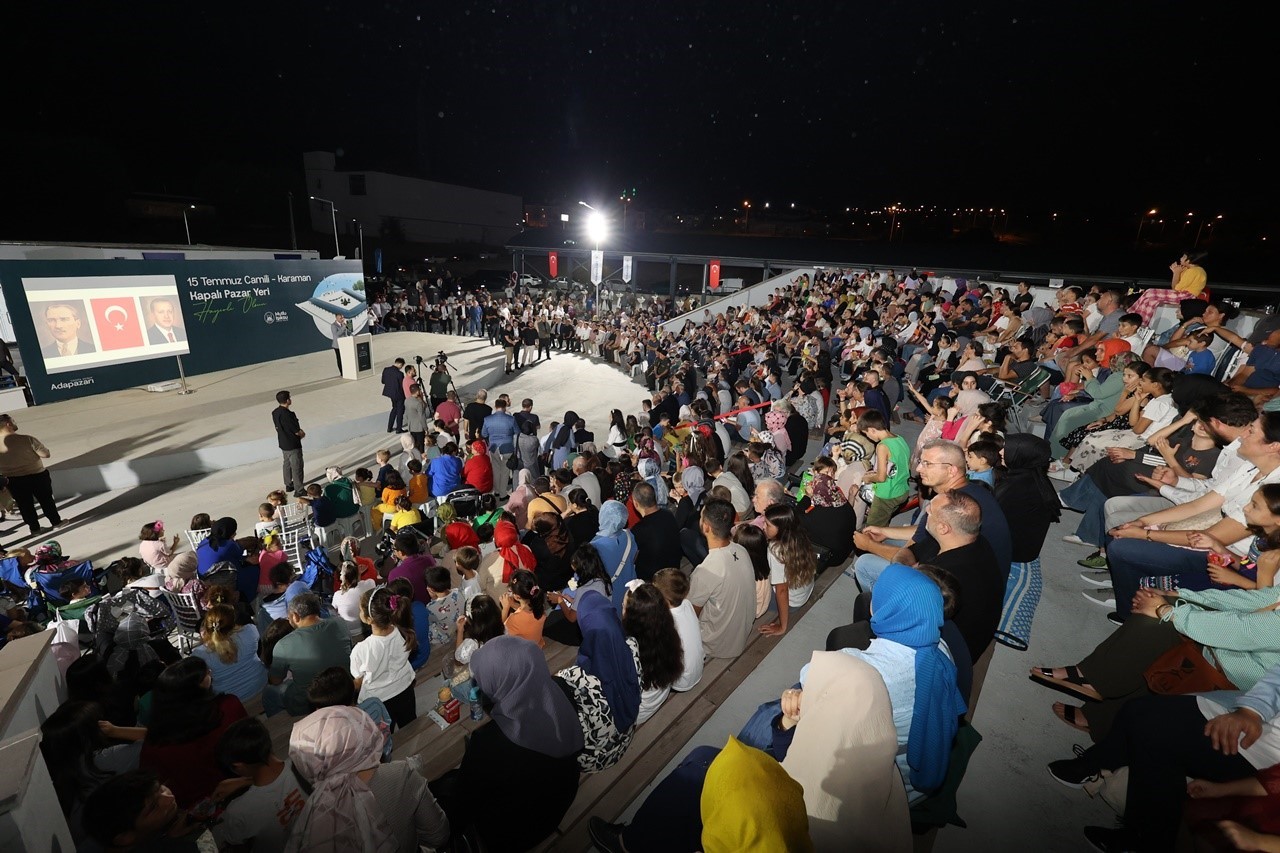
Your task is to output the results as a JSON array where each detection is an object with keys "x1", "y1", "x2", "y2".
[
  {"x1": 39, "y1": 301, "x2": 96, "y2": 357},
  {"x1": 145, "y1": 296, "x2": 186, "y2": 344}
]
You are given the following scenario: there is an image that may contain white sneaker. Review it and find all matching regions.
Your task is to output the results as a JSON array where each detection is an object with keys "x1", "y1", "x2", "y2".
[
  {"x1": 1080, "y1": 573, "x2": 1113, "y2": 588},
  {"x1": 1048, "y1": 467, "x2": 1080, "y2": 483},
  {"x1": 1082, "y1": 589, "x2": 1116, "y2": 609},
  {"x1": 1062, "y1": 534, "x2": 1093, "y2": 547}
]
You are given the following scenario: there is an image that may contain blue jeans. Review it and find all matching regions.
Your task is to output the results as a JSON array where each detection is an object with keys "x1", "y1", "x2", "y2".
[
  {"x1": 1061, "y1": 476, "x2": 1107, "y2": 547},
  {"x1": 852, "y1": 539, "x2": 908, "y2": 593},
  {"x1": 262, "y1": 683, "x2": 288, "y2": 716},
  {"x1": 1107, "y1": 539, "x2": 1209, "y2": 619},
  {"x1": 737, "y1": 699, "x2": 784, "y2": 754}
]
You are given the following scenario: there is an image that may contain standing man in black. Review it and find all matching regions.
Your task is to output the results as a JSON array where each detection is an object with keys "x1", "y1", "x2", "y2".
[
  {"x1": 381, "y1": 358, "x2": 406, "y2": 433},
  {"x1": 272, "y1": 390, "x2": 306, "y2": 496}
]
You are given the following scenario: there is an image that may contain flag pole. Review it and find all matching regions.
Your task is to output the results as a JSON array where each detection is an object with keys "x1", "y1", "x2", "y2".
[{"x1": 175, "y1": 355, "x2": 195, "y2": 395}]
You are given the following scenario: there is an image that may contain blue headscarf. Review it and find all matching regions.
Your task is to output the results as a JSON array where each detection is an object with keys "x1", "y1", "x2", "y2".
[
  {"x1": 637, "y1": 457, "x2": 668, "y2": 507},
  {"x1": 869, "y1": 563, "x2": 966, "y2": 793},
  {"x1": 576, "y1": 589, "x2": 641, "y2": 733}
]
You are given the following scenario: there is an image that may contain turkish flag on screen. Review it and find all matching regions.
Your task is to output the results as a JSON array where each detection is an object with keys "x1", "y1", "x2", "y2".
[
  {"x1": 709, "y1": 259, "x2": 721, "y2": 290},
  {"x1": 90, "y1": 297, "x2": 144, "y2": 351},
  {"x1": 549, "y1": 251, "x2": 558, "y2": 278}
]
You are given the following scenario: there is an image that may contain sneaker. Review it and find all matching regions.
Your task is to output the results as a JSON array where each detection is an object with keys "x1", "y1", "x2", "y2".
[
  {"x1": 1080, "y1": 573, "x2": 1112, "y2": 588},
  {"x1": 1062, "y1": 534, "x2": 1093, "y2": 547},
  {"x1": 1028, "y1": 413, "x2": 1044, "y2": 424},
  {"x1": 588, "y1": 817, "x2": 627, "y2": 853},
  {"x1": 1047, "y1": 745, "x2": 1099, "y2": 788},
  {"x1": 1049, "y1": 467, "x2": 1080, "y2": 483},
  {"x1": 1082, "y1": 589, "x2": 1116, "y2": 609},
  {"x1": 1106, "y1": 612, "x2": 1125, "y2": 626},
  {"x1": 1078, "y1": 553, "x2": 1110, "y2": 570}
]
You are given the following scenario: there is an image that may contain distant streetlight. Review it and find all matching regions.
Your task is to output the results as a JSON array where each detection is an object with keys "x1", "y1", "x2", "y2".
[
  {"x1": 579, "y1": 201, "x2": 607, "y2": 313},
  {"x1": 1135, "y1": 208, "x2": 1158, "y2": 246},
  {"x1": 310, "y1": 196, "x2": 340, "y2": 257},
  {"x1": 1195, "y1": 214, "x2": 1223, "y2": 248},
  {"x1": 182, "y1": 204, "x2": 195, "y2": 245},
  {"x1": 743, "y1": 200, "x2": 751, "y2": 230}
]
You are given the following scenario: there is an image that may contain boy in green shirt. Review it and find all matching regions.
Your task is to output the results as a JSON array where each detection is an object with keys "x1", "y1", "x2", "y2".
[{"x1": 857, "y1": 410, "x2": 911, "y2": 527}]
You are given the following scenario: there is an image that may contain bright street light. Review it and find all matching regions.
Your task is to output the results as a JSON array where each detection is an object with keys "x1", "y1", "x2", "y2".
[{"x1": 586, "y1": 211, "x2": 607, "y2": 247}]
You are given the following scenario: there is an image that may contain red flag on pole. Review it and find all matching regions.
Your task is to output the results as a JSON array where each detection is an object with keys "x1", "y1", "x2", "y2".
[
  {"x1": 548, "y1": 251, "x2": 558, "y2": 279},
  {"x1": 709, "y1": 259, "x2": 721, "y2": 290},
  {"x1": 90, "y1": 297, "x2": 144, "y2": 350}
]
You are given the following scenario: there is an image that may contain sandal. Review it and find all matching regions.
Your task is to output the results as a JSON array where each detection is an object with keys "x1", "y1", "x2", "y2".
[
  {"x1": 1053, "y1": 702, "x2": 1091, "y2": 733},
  {"x1": 1030, "y1": 665, "x2": 1087, "y2": 684},
  {"x1": 1029, "y1": 667, "x2": 1102, "y2": 702}
]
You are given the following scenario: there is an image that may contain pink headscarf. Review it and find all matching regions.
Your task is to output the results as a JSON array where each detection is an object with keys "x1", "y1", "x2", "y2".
[
  {"x1": 504, "y1": 469, "x2": 535, "y2": 528},
  {"x1": 765, "y1": 409, "x2": 792, "y2": 454},
  {"x1": 286, "y1": 706, "x2": 396, "y2": 853}
]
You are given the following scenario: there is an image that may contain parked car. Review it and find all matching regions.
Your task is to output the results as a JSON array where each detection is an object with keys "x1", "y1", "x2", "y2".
[{"x1": 517, "y1": 274, "x2": 544, "y2": 290}]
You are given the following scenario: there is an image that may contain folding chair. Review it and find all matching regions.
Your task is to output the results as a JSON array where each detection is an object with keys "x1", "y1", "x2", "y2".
[
  {"x1": 991, "y1": 367, "x2": 1052, "y2": 433},
  {"x1": 162, "y1": 588, "x2": 204, "y2": 654},
  {"x1": 185, "y1": 528, "x2": 211, "y2": 550}
]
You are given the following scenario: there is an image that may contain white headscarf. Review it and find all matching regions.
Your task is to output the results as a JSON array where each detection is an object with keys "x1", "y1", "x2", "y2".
[
  {"x1": 785, "y1": 652, "x2": 911, "y2": 852},
  {"x1": 286, "y1": 707, "x2": 397, "y2": 853}
]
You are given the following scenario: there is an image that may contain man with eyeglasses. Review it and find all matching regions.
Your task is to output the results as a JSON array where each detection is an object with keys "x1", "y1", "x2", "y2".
[{"x1": 852, "y1": 439, "x2": 1011, "y2": 595}]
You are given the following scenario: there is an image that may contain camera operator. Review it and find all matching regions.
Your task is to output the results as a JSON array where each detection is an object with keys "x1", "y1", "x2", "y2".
[{"x1": 428, "y1": 360, "x2": 451, "y2": 409}]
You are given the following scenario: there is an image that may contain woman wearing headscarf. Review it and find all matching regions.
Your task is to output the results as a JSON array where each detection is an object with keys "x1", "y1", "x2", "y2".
[
  {"x1": 992, "y1": 434, "x2": 1061, "y2": 651},
  {"x1": 287, "y1": 705, "x2": 449, "y2": 853},
  {"x1": 765, "y1": 403, "x2": 792, "y2": 458},
  {"x1": 1048, "y1": 343, "x2": 1136, "y2": 461},
  {"x1": 590, "y1": 501, "x2": 638, "y2": 612},
  {"x1": 447, "y1": 636, "x2": 582, "y2": 850},
  {"x1": 196, "y1": 517, "x2": 241, "y2": 576},
  {"x1": 636, "y1": 457, "x2": 668, "y2": 508},
  {"x1": 577, "y1": 588, "x2": 642, "y2": 736},
  {"x1": 462, "y1": 439, "x2": 494, "y2": 494},
  {"x1": 515, "y1": 418, "x2": 543, "y2": 480},
  {"x1": 479, "y1": 518, "x2": 537, "y2": 600},
  {"x1": 504, "y1": 468, "x2": 536, "y2": 530},
  {"x1": 736, "y1": 563, "x2": 965, "y2": 804},
  {"x1": 798, "y1": 456, "x2": 857, "y2": 565},
  {"x1": 552, "y1": 411, "x2": 578, "y2": 471},
  {"x1": 782, "y1": 652, "x2": 912, "y2": 853}
]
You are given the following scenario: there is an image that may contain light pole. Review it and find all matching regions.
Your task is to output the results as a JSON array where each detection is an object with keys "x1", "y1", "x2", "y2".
[
  {"x1": 352, "y1": 219, "x2": 364, "y2": 260},
  {"x1": 1135, "y1": 208, "x2": 1157, "y2": 246},
  {"x1": 579, "y1": 201, "x2": 607, "y2": 316},
  {"x1": 310, "y1": 196, "x2": 340, "y2": 258},
  {"x1": 182, "y1": 204, "x2": 195, "y2": 245},
  {"x1": 1195, "y1": 214, "x2": 1222, "y2": 248},
  {"x1": 743, "y1": 200, "x2": 751, "y2": 231}
]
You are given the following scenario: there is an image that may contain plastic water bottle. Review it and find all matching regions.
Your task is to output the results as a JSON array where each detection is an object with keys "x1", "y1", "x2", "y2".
[{"x1": 468, "y1": 682, "x2": 484, "y2": 721}]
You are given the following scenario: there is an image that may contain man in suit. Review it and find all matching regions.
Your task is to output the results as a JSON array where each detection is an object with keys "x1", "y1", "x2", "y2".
[
  {"x1": 145, "y1": 297, "x2": 186, "y2": 345},
  {"x1": 41, "y1": 302, "x2": 95, "y2": 358},
  {"x1": 381, "y1": 358, "x2": 407, "y2": 433}
]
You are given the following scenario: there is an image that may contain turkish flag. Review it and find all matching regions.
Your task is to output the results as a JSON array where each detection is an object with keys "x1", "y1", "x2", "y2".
[
  {"x1": 548, "y1": 251, "x2": 558, "y2": 278},
  {"x1": 90, "y1": 297, "x2": 144, "y2": 351},
  {"x1": 709, "y1": 259, "x2": 721, "y2": 290}
]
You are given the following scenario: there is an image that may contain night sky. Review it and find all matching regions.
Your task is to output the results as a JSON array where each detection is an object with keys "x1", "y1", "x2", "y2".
[{"x1": 2, "y1": 3, "x2": 1270, "y2": 217}]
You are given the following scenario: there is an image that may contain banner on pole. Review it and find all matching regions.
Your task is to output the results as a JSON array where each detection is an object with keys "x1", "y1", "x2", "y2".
[
  {"x1": 622, "y1": 255, "x2": 633, "y2": 283},
  {"x1": 548, "y1": 251, "x2": 558, "y2": 279},
  {"x1": 709, "y1": 258, "x2": 721, "y2": 290},
  {"x1": 590, "y1": 250, "x2": 603, "y2": 285}
]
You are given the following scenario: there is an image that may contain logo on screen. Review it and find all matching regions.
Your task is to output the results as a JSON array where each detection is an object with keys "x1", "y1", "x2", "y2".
[
  {"x1": 90, "y1": 298, "x2": 144, "y2": 351},
  {"x1": 264, "y1": 312, "x2": 276, "y2": 324}
]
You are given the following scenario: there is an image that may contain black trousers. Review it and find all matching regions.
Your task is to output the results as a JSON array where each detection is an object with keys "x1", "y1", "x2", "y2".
[
  {"x1": 538, "y1": 337, "x2": 552, "y2": 359},
  {"x1": 7, "y1": 469, "x2": 61, "y2": 532},
  {"x1": 382, "y1": 681, "x2": 418, "y2": 731},
  {"x1": 333, "y1": 348, "x2": 342, "y2": 374},
  {"x1": 1082, "y1": 694, "x2": 1254, "y2": 850},
  {"x1": 387, "y1": 398, "x2": 405, "y2": 431}
]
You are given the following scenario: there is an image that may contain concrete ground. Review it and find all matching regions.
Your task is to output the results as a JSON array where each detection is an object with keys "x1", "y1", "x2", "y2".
[{"x1": 7, "y1": 333, "x2": 1118, "y2": 851}]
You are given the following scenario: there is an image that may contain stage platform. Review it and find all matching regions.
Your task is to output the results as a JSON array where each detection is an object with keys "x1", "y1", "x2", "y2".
[{"x1": 16, "y1": 331, "x2": 647, "y2": 496}]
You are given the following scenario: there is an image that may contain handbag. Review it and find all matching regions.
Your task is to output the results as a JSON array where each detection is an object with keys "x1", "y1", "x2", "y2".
[
  {"x1": 1143, "y1": 637, "x2": 1236, "y2": 695},
  {"x1": 557, "y1": 664, "x2": 635, "y2": 772},
  {"x1": 505, "y1": 452, "x2": 521, "y2": 471},
  {"x1": 610, "y1": 532, "x2": 635, "y2": 584}
]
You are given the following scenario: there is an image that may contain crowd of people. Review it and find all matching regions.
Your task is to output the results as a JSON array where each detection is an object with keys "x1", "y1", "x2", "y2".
[{"x1": 8, "y1": 254, "x2": 1280, "y2": 852}]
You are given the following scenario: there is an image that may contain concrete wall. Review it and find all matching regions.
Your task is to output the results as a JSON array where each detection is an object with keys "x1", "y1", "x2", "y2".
[{"x1": 303, "y1": 151, "x2": 523, "y2": 248}]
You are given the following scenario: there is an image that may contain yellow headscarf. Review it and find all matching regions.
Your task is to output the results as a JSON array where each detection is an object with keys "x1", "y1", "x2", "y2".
[{"x1": 700, "y1": 737, "x2": 813, "y2": 853}]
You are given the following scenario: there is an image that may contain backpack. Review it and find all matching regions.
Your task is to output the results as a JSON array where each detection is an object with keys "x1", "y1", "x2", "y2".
[
  {"x1": 301, "y1": 544, "x2": 337, "y2": 593},
  {"x1": 557, "y1": 665, "x2": 635, "y2": 773}
]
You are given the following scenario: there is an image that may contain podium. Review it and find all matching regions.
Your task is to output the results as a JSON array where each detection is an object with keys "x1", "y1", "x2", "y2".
[{"x1": 338, "y1": 334, "x2": 373, "y2": 381}]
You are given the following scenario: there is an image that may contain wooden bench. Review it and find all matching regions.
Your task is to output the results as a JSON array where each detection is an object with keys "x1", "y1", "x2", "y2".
[{"x1": 533, "y1": 559, "x2": 849, "y2": 852}]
